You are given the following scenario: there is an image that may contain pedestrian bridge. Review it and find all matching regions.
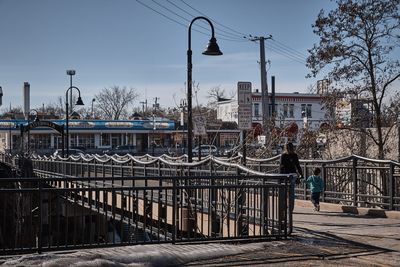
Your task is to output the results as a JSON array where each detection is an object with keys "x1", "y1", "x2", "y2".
[{"x1": 0, "y1": 152, "x2": 399, "y2": 255}]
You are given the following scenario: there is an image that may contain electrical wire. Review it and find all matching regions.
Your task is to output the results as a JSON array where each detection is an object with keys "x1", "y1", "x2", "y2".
[
  {"x1": 167, "y1": 0, "x2": 246, "y2": 40},
  {"x1": 136, "y1": 0, "x2": 309, "y2": 65},
  {"x1": 179, "y1": 0, "x2": 248, "y2": 38},
  {"x1": 136, "y1": 0, "x2": 247, "y2": 42}
]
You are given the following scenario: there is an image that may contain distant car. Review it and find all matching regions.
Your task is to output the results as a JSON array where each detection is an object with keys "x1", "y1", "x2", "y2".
[
  {"x1": 104, "y1": 145, "x2": 136, "y2": 155},
  {"x1": 221, "y1": 145, "x2": 240, "y2": 157},
  {"x1": 53, "y1": 148, "x2": 84, "y2": 157},
  {"x1": 192, "y1": 145, "x2": 218, "y2": 157}
]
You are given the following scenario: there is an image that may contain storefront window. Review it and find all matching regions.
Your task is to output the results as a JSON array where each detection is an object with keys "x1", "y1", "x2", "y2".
[
  {"x1": 101, "y1": 133, "x2": 110, "y2": 146},
  {"x1": 78, "y1": 133, "x2": 95, "y2": 148},
  {"x1": 30, "y1": 134, "x2": 51, "y2": 149}
]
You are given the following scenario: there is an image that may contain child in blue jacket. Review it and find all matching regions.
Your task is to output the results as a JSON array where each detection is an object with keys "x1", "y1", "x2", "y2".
[{"x1": 306, "y1": 167, "x2": 324, "y2": 211}]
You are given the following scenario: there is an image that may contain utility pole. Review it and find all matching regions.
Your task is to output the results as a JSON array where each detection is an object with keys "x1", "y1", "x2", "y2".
[
  {"x1": 140, "y1": 100, "x2": 147, "y2": 116},
  {"x1": 152, "y1": 97, "x2": 159, "y2": 156},
  {"x1": 250, "y1": 36, "x2": 272, "y2": 128}
]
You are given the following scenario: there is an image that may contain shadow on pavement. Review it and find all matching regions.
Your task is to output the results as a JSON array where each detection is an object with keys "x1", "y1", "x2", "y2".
[{"x1": 184, "y1": 227, "x2": 393, "y2": 266}]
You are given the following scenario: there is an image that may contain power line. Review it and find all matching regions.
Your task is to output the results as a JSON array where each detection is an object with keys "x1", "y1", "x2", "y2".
[
  {"x1": 270, "y1": 39, "x2": 308, "y2": 59},
  {"x1": 179, "y1": 0, "x2": 248, "y2": 38},
  {"x1": 136, "y1": 0, "x2": 247, "y2": 42},
  {"x1": 167, "y1": 0, "x2": 245, "y2": 40},
  {"x1": 137, "y1": 0, "x2": 309, "y2": 64},
  {"x1": 268, "y1": 45, "x2": 306, "y2": 65},
  {"x1": 245, "y1": 35, "x2": 306, "y2": 65}
]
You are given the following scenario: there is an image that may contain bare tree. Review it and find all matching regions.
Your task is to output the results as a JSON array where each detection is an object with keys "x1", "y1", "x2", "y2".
[
  {"x1": 95, "y1": 86, "x2": 139, "y2": 120},
  {"x1": 307, "y1": 0, "x2": 400, "y2": 159},
  {"x1": 206, "y1": 86, "x2": 234, "y2": 109}
]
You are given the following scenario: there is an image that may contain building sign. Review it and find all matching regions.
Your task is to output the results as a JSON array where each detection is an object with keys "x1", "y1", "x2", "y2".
[
  {"x1": 237, "y1": 81, "x2": 252, "y2": 130},
  {"x1": 21, "y1": 120, "x2": 64, "y2": 134},
  {"x1": 0, "y1": 122, "x2": 16, "y2": 129},
  {"x1": 69, "y1": 121, "x2": 95, "y2": 128},
  {"x1": 193, "y1": 115, "x2": 207, "y2": 136}
]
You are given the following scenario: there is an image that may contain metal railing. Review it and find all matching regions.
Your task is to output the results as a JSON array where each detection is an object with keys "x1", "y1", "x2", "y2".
[
  {"x1": 243, "y1": 154, "x2": 400, "y2": 210},
  {"x1": 0, "y1": 153, "x2": 291, "y2": 254}
]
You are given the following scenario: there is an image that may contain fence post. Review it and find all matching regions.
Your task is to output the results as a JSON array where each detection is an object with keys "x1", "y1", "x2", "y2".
[
  {"x1": 37, "y1": 178, "x2": 43, "y2": 254},
  {"x1": 352, "y1": 157, "x2": 358, "y2": 207},
  {"x1": 303, "y1": 162, "x2": 308, "y2": 201},
  {"x1": 389, "y1": 163, "x2": 394, "y2": 210},
  {"x1": 172, "y1": 176, "x2": 177, "y2": 244},
  {"x1": 321, "y1": 163, "x2": 326, "y2": 202}
]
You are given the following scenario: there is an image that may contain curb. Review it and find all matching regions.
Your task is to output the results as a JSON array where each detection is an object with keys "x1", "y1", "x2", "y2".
[{"x1": 295, "y1": 199, "x2": 400, "y2": 219}]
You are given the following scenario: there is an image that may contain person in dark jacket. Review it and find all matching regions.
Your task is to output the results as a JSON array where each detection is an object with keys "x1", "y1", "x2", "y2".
[{"x1": 279, "y1": 142, "x2": 303, "y2": 213}]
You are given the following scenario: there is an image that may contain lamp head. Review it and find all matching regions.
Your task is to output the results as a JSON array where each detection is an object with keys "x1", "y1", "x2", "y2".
[
  {"x1": 76, "y1": 97, "x2": 84, "y2": 106},
  {"x1": 202, "y1": 37, "x2": 223, "y2": 56},
  {"x1": 66, "y1": 70, "x2": 76, "y2": 76}
]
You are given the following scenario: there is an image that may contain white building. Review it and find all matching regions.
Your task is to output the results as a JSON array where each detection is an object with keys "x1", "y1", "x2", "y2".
[{"x1": 217, "y1": 89, "x2": 327, "y2": 132}]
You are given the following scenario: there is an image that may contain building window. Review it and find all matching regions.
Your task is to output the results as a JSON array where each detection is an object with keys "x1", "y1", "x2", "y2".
[
  {"x1": 101, "y1": 133, "x2": 110, "y2": 146},
  {"x1": 254, "y1": 103, "x2": 260, "y2": 117},
  {"x1": 268, "y1": 103, "x2": 278, "y2": 117},
  {"x1": 289, "y1": 104, "x2": 294, "y2": 118},
  {"x1": 283, "y1": 104, "x2": 288, "y2": 118},
  {"x1": 301, "y1": 104, "x2": 312, "y2": 118},
  {"x1": 78, "y1": 133, "x2": 95, "y2": 148},
  {"x1": 30, "y1": 134, "x2": 51, "y2": 149}
]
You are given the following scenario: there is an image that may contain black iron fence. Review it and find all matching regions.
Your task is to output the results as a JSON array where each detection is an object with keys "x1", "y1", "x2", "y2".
[
  {"x1": 0, "y1": 153, "x2": 291, "y2": 254},
  {"x1": 244, "y1": 155, "x2": 400, "y2": 210}
]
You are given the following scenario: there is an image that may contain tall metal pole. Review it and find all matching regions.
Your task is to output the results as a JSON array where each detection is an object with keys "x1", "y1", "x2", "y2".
[
  {"x1": 250, "y1": 36, "x2": 271, "y2": 129},
  {"x1": 69, "y1": 75, "x2": 73, "y2": 113},
  {"x1": 66, "y1": 70, "x2": 76, "y2": 114},
  {"x1": 65, "y1": 97, "x2": 69, "y2": 157},
  {"x1": 187, "y1": 39, "x2": 193, "y2": 162},
  {"x1": 91, "y1": 98, "x2": 95, "y2": 119},
  {"x1": 398, "y1": 115, "x2": 400, "y2": 162},
  {"x1": 259, "y1": 37, "x2": 268, "y2": 127},
  {"x1": 65, "y1": 86, "x2": 84, "y2": 157},
  {"x1": 187, "y1": 16, "x2": 222, "y2": 163},
  {"x1": 66, "y1": 70, "x2": 75, "y2": 156}
]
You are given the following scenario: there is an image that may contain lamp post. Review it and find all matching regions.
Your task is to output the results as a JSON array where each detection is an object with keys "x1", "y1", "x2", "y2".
[
  {"x1": 27, "y1": 109, "x2": 39, "y2": 153},
  {"x1": 180, "y1": 99, "x2": 186, "y2": 155},
  {"x1": 91, "y1": 98, "x2": 96, "y2": 119},
  {"x1": 187, "y1": 16, "x2": 222, "y2": 162},
  {"x1": 65, "y1": 86, "x2": 84, "y2": 157},
  {"x1": 0, "y1": 86, "x2": 3, "y2": 106},
  {"x1": 398, "y1": 114, "x2": 400, "y2": 162},
  {"x1": 66, "y1": 70, "x2": 76, "y2": 114}
]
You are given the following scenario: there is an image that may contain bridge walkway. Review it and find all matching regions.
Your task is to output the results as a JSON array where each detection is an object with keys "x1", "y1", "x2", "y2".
[{"x1": 1, "y1": 205, "x2": 399, "y2": 266}]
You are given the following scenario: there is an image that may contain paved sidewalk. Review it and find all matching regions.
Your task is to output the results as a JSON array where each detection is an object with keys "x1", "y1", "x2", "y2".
[
  {"x1": 189, "y1": 206, "x2": 400, "y2": 266},
  {"x1": 1, "y1": 206, "x2": 399, "y2": 266}
]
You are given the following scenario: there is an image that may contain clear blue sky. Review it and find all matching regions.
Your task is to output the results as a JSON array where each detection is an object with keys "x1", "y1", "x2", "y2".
[{"x1": 0, "y1": 0, "x2": 336, "y2": 111}]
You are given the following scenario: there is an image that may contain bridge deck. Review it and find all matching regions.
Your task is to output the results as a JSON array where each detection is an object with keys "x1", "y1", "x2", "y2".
[{"x1": 1, "y1": 205, "x2": 399, "y2": 266}]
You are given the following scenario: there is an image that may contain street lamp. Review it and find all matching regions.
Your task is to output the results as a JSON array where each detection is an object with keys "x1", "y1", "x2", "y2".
[
  {"x1": 398, "y1": 114, "x2": 400, "y2": 162},
  {"x1": 66, "y1": 70, "x2": 76, "y2": 114},
  {"x1": 30, "y1": 109, "x2": 40, "y2": 122},
  {"x1": 180, "y1": 99, "x2": 186, "y2": 155},
  {"x1": 65, "y1": 86, "x2": 84, "y2": 157},
  {"x1": 27, "y1": 109, "x2": 40, "y2": 153},
  {"x1": 91, "y1": 98, "x2": 96, "y2": 119},
  {"x1": 187, "y1": 16, "x2": 222, "y2": 162},
  {"x1": 0, "y1": 86, "x2": 3, "y2": 106}
]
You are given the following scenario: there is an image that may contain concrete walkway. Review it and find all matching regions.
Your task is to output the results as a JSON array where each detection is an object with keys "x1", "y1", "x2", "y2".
[{"x1": 1, "y1": 205, "x2": 399, "y2": 266}]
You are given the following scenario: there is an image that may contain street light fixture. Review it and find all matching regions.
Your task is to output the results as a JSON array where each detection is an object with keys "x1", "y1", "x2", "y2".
[
  {"x1": 187, "y1": 16, "x2": 222, "y2": 162},
  {"x1": 65, "y1": 86, "x2": 84, "y2": 157}
]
